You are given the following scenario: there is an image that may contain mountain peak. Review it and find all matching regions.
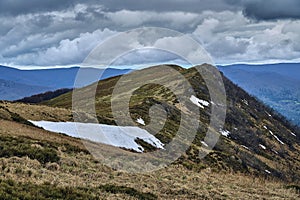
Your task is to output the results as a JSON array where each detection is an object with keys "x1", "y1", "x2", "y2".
[{"x1": 34, "y1": 64, "x2": 300, "y2": 180}]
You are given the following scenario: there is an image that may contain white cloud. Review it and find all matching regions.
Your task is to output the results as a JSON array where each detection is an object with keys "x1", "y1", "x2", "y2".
[
  {"x1": 1, "y1": 4, "x2": 300, "y2": 67},
  {"x1": 105, "y1": 10, "x2": 200, "y2": 29},
  {"x1": 3, "y1": 28, "x2": 116, "y2": 66},
  {"x1": 193, "y1": 11, "x2": 300, "y2": 64}
]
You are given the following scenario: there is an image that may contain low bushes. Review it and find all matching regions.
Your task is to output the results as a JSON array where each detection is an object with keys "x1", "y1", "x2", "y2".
[
  {"x1": 0, "y1": 135, "x2": 59, "y2": 164},
  {"x1": 0, "y1": 179, "x2": 158, "y2": 200}
]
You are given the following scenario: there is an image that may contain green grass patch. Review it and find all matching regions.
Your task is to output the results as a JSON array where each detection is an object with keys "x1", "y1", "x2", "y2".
[
  {"x1": 0, "y1": 179, "x2": 97, "y2": 200},
  {"x1": 0, "y1": 179, "x2": 157, "y2": 200},
  {"x1": 286, "y1": 184, "x2": 300, "y2": 193},
  {"x1": 0, "y1": 135, "x2": 59, "y2": 164},
  {"x1": 99, "y1": 184, "x2": 157, "y2": 200}
]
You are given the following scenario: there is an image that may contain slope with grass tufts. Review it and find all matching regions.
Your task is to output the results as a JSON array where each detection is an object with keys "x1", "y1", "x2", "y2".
[{"x1": 0, "y1": 64, "x2": 299, "y2": 199}]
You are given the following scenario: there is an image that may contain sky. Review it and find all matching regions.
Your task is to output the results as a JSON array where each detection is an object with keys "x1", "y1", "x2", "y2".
[{"x1": 0, "y1": 0, "x2": 300, "y2": 68}]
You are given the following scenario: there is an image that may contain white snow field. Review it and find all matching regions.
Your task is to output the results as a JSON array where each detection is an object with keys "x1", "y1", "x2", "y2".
[
  {"x1": 269, "y1": 130, "x2": 285, "y2": 145},
  {"x1": 259, "y1": 144, "x2": 267, "y2": 150},
  {"x1": 241, "y1": 145, "x2": 249, "y2": 150},
  {"x1": 190, "y1": 95, "x2": 210, "y2": 109},
  {"x1": 136, "y1": 117, "x2": 145, "y2": 125},
  {"x1": 220, "y1": 129, "x2": 230, "y2": 137},
  {"x1": 290, "y1": 131, "x2": 296, "y2": 137},
  {"x1": 29, "y1": 121, "x2": 164, "y2": 152}
]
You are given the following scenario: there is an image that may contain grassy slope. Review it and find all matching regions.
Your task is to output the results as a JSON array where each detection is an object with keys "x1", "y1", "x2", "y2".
[
  {"x1": 0, "y1": 120, "x2": 299, "y2": 199},
  {"x1": 0, "y1": 64, "x2": 300, "y2": 199},
  {"x1": 42, "y1": 65, "x2": 300, "y2": 180}
]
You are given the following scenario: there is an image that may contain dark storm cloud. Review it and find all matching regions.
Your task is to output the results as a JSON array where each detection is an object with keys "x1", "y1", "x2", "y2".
[
  {"x1": 0, "y1": 0, "x2": 300, "y2": 66},
  {"x1": 99, "y1": 0, "x2": 239, "y2": 12},
  {"x1": 0, "y1": 0, "x2": 237, "y2": 16},
  {"x1": 1, "y1": 0, "x2": 299, "y2": 20},
  {"x1": 30, "y1": 14, "x2": 54, "y2": 28},
  {"x1": 0, "y1": 0, "x2": 73, "y2": 16},
  {"x1": 241, "y1": 0, "x2": 300, "y2": 20}
]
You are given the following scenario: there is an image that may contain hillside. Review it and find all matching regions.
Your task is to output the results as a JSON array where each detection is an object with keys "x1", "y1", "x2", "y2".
[
  {"x1": 16, "y1": 88, "x2": 73, "y2": 104},
  {"x1": 0, "y1": 64, "x2": 300, "y2": 199},
  {"x1": 44, "y1": 64, "x2": 300, "y2": 179},
  {"x1": 0, "y1": 119, "x2": 298, "y2": 199},
  {"x1": 218, "y1": 63, "x2": 300, "y2": 127},
  {"x1": 0, "y1": 102, "x2": 299, "y2": 199}
]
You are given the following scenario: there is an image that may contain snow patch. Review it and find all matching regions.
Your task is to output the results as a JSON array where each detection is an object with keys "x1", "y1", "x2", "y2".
[
  {"x1": 272, "y1": 150, "x2": 278, "y2": 154},
  {"x1": 269, "y1": 130, "x2": 274, "y2": 135},
  {"x1": 29, "y1": 120, "x2": 164, "y2": 153},
  {"x1": 242, "y1": 99, "x2": 248, "y2": 105},
  {"x1": 259, "y1": 144, "x2": 266, "y2": 150},
  {"x1": 273, "y1": 135, "x2": 284, "y2": 145},
  {"x1": 263, "y1": 126, "x2": 268, "y2": 130},
  {"x1": 220, "y1": 129, "x2": 230, "y2": 137},
  {"x1": 265, "y1": 170, "x2": 271, "y2": 174},
  {"x1": 201, "y1": 141, "x2": 209, "y2": 147},
  {"x1": 136, "y1": 117, "x2": 145, "y2": 125},
  {"x1": 265, "y1": 111, "x2": 272, "y2": 117},
  {"x1": 190, "y1": 95, "x2": 209, "y2": 109},
  {"x1": 290, "y1": 131, "x2": 296, "y2": 137},
  {"x1": 269, "y1": 130, "x2": 284, "y2": 145},
  {"x1": 241, "y1": 145, "x2": 249, "y2": 150}
]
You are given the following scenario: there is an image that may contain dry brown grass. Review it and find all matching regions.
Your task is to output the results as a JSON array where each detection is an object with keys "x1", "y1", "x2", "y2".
[
  {"x1": 0, "y1": 119, "x2": 299, "y2": 199},
  {"x1": 0, "y1": 99, "x2": 300, "y2": 199},
  {"x1": 0, "y1": 101, "x2": 72, "y2": 122},
  {"x1": 1, "y1": 155, "x2": 299, "y2": 199},
  {"x1": 0, "y1": 120, "x2": 84, "y2": 150}
]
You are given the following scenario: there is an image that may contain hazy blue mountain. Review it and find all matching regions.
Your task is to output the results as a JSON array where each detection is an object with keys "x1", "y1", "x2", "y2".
[
  {"x1": 218, "y1": 63, "x2": 300, "y2": 127},
  {"x1": 0, "y1": 79, "x2": 51, "y2": 100},
  {"x1": 0, "y1": 66, "x2": 131, "y2": 100},
  {"x1": 0, "y1": 66, "x2": 131, "y2": 88}
]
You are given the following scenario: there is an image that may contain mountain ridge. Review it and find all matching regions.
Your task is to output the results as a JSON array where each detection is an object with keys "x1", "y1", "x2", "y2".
[
  {"x1": 39, "y1": 64, "x2": 300, "y2": 180},
  {"x1": 0, "y1": 64, "x2": 299, "y2": 198}
]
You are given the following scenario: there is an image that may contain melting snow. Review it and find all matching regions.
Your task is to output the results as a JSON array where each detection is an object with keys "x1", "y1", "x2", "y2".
[
  {"x1": 265, "y1": 170, "x2": 271, "y2": 174},
  {"x1": 201, "y1": 141, "x2": 209, "y2": 147},
  {"x1": 220, "y1": 129, "x2": 230, "y2": 137},
  {"x1": 190, "y1": 95, "x2": 210, "y2": 109},
  {"x1": 29, "y1": 121, "x2": 164, "y2": 153},
  {"x1": 242, "y1": 99, "x2": 248, "y2": 105},
  {"x1": 273, "y1": 135, "x2": 284, "y2": 145},
  {"x1": 136, "y1": 117, "x2": 145, "y2": 125},
  {"x1": 272, "y1": 150, "x2": 278, "y2": 154},
  {"x1": 263, "y1": 126, "x2": 268, "y2": 130},
  {"x1": 290, "y1": 131, "x2": 296, "y2": 137},
  {"x1": 259, "y1": 144, "x2": 266, "y2": 150},
  {"x1": 241, "y1": 145, "x2": 249, "y2": 150},
  {"x1": 265, "y1": 111, "x2": 272, "y2": 117},
  {"x1": 269, "y1": 130, "x2": 284, "y2": 145}
]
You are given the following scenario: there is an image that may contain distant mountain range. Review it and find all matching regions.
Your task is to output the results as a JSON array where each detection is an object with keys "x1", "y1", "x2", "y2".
[
  {"x1": 0, "y1": 66, "x2": 131, "y2": 100},
  {"x1": 218, "y1": 63, "x2": 300, "y2": 127},
  {"x1": 0, "y1": 79, "x2": 51, "y2": 100},
  {"x1": 1, "y1": 63, "x2": 299, "y2": 127}
]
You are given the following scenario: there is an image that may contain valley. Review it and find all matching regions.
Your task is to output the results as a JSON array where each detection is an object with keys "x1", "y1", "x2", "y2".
[{"x1": 219, "y1": 63, "x2": 300, "y2": 127}]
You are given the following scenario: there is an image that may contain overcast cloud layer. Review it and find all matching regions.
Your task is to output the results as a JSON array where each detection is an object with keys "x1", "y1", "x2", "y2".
[{"x1": 0, "y1": 0, "x2": 300, "y2": 67}]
